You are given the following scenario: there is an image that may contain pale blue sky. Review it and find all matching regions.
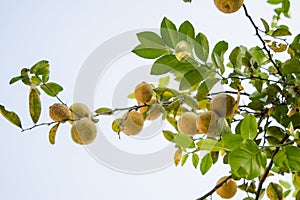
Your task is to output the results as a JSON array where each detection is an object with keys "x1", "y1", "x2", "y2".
[{"x1": 0, "y1": 0, "x2": 300, "y2": 199}]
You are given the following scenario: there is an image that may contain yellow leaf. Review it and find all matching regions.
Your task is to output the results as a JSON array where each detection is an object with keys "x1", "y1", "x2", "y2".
[
  {"x1": 288, "y1": 106, "x2": 297, "y2": 117},
  {"x1": 49, "y1": 123, "x2": 60, "y2": 145},
  {"x1": 174, "y1": 148, "x2": 182, "y2": 167},
  {"x1": 29, "y1": 88, "x2": 41, "y2": 124},
  {"x1": 0, "y1": 105, "x2": 22, "y2": 128}
]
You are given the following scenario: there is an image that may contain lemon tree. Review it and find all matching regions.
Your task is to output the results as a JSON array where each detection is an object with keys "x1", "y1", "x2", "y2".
[{"x1": 1, "y1": 0, "x2": 300, "y2": 199}]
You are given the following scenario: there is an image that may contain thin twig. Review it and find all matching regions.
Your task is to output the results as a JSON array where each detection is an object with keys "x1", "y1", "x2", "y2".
[
  {"x1": 209, "y1": 91, "x2": 250, "y2": 97},
  {"x1": 196, "y1": 175, "x2": 233, "y2": 200},
  {"x1": 21, "y1": 121, "x2": 57, "y2": 132}
]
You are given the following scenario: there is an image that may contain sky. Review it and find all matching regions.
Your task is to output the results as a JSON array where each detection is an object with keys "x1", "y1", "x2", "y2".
[{"x1": 0, "y1": 0, "x2": 300, "y2": 200}]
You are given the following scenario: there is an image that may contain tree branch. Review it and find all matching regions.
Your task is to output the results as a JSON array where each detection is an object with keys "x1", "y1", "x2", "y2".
[
  {"x1": 242, "y1": 4, "x2": 284, "y2": 79},
  {"x1": 196, "y1": 175, "x2": 233, "y2": 200},
  {"x1": 255, "y1": 134, "x2": 289, "y2": 200}
]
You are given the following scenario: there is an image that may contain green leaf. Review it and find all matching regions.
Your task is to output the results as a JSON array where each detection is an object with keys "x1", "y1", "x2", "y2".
[
  {"x1": 29, "y1": 88, "x2": 41, "y2": 124},
  {"x1": 196, "y1": 78, "x2": 220, "y2": 100},
  {"x1": 179, "y1": 69, "x2": 203, "y2": 91},
  {"x1": 241, "y1": 114, "x2": 258, "y2": 140},
  {"x1": 0, "y1": 105, "x2": 22, "y2": 128},
  {"x1": 197, "y1": 138, "x2": 223, "y2": 152},
  {"x1": 261, "y1": 18, "x2": 270, "y2": 33},
  {"x1": 136, "y1": 31, "x2": 165, "y2": 47},
  {"x1": 20, "y1": 68, "x2": 31, "y2": 86},
  {"x1": 267, "y1": 182, "x2": 284, "y2": 200},
  {"x1": 267, "y1": 0, "x2": 282, "y2": 5},
  {"x1": 273, "y1": 146, "x2": 300, "y2": 171},
  {"x1": 151, "y1": 55, "x2": 178, "y2": 75},
  {"x1": 194, "y1": 33, "x2": 209, "y2": 62},
  {"x1": 200, "y1": 153, "x2": 213, "y2": 175},
  {"x1": 163, "y1": 130, "x2": 176, "y2": 142},
  {"x1": 288, "y1": 34, "x2": 300, "y2": 58},
  {"x1": 161, "y1": 17, "x2": 178, "y2": 49},
  {"x1": 181, "y1": 154, "x2": 189, "y2": 166},
  {"x1": 220, "y1": 134, "x2": 244, "y2": 151},
  {"x1": 250, "y1": 47, "x2": 268, "y2": 65},
  {"x1": 132, "y1": 44, "x2": 168, "y2": 59},
  {"x1": 192, "y1": 153, "x2": 199, "y2": 169},
  {"x1": 31, "y1": 76, "x2": 41, "y2": 85},
  {"x1": 40, "y1": 82, "x2": 63, "y2": 97},
  {"x1": 174, "y1": 133, "x2": 194, "y2": 148},
  {"x1": 9, "y1": 76, "x2": 23, "y2": 85},
  {"x1": 282, "y1": 58, "x2": 300, "y2": 75},
  {"x1": 279, "y1": 180, "x2": 291, "y2": 189},
  {"x1": 30, "y1": 60, "x2": 50, "y2": 75},
  {"x1": 158, "y1": 76, "x2": 170, "y2": 87},
  {"x1": 95, "y1": 107, "x2": 113, "y2": 115},
  {"x1": 229, "y1": 47, "x2": 242, "y2": 69},
  {"x1": 49, "y1": 123, "x2": 59, "y2": 145},
  {"x1": 183, "y1": 95, "x2": 199, "y2": 110},
  {"x1": 178, "y1": 20, "x2": 195, "y2": 41},
  {"x1": 211, "y1": 41, "x2": 228, "y2": 74},
  {"x1": 228, "y1": 139, "x2": 267, "y2": 180},
  {"x1": 272, "y1": 28, "x2": 292, "y2": 37}
]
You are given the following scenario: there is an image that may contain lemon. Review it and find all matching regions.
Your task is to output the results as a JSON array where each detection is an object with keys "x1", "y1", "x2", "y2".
[
  {"x1": 49, "y1": 103, "x2": 71, "y2": 122},
  {"x1": 134, "y1": 82, "x2": 153, "y2": 104},
  {"x1": 177, "y1": 112, "x2": 198, "y2": 136},
  {"x1": 214, "y1": 0, "x2": 244, "y2": 14},
  {"x1": 216, "y1": 176, "x2": 237, "y2": 199},
  {"x1": 71, "y1": 118, "x2": 97, "y2": 145}
]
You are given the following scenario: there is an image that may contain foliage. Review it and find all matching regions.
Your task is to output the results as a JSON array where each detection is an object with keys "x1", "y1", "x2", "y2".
[{"x1": 1, "y1": 0, "x2": 300, "y2": 199}]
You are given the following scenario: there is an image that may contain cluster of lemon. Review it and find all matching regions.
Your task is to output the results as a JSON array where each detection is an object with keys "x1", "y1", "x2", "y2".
[
  {"x1": 120, "y1": 81, "x2": 237, "y2": 138},
  {"x1": 120, "y1": 82, "x2": 161, "y2": 136},
  {"x1": 49, "y1": 102, "x2": 97, "y2": 145},
  {"x1": 177, "y1": 93, "x2": 237, "y2": 137}
]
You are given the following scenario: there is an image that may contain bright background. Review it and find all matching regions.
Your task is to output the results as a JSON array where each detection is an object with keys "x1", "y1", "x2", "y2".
[{"x1": 0, "y1": 0, "x2": 300, "y2": 199}]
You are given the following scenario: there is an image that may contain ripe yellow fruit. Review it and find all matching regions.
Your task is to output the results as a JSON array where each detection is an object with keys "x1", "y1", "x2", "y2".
[
  {"x1": 139, "y1": 97, "x2": 161, "y2": 120},
  {"x1": 49, "y1": 103, "x2": 71, "y2": 122},
  {"x1": 177, "y1": 112, "x2": 198, "y2": 136},
  {"x1": 214, "y1": 0, "x2": 244, "y2": 14},
  {"x1": 175, "y1": 40, "x2": 193, "y2": 62},
  {"x1": 134, "y1": 82, "x2": 153, "y2": 104},
  {"x1": 196, "y1": 111, "x2": 219, "y2": 135},
  {"x1": 71, "y1": 118, "x2": 97, "y2": 145},
  {"x1": 210, "y1": 94, "x2": 237, "y2": 118},
  {"x1": 216, "y1": 176, "x2": 237, "y2": 199},
  {"x1": 69, "y1": 103, "x2": 90, "y2": 124},
  {"x1": 122, "y1": 111, "x2": 144, "y2": 136}
]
